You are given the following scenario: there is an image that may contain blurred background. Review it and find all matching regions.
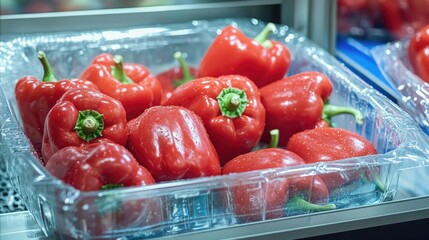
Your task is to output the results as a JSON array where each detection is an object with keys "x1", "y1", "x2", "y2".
[
  {"x1": 337, "y1": 0, "x2": 429, "y2": 41},
  {"x1": 2, "y1": 0, "x2": 428, "y2": 42}
]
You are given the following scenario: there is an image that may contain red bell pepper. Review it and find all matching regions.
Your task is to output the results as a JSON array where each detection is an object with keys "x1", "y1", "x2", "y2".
[
  {"x1": 127, "y1": 105, "x2": 221, "y2": 182},
  {"x1": 15, "y1": 51, "x2": 98, "y2": 154},
  {"x1": 198, "y1": 23, "x2": 291, "y2": 88},
  {"x1": 286, "y1": 127, "x2": 378, "y2": 190},
  {"x1": 408, "y1": 24, "x2": 429, "y2": 84},
  {"x1": 156, "y1": 51, "x2": 198, "y2": 103},
  {"x1": 45, "y1": 141, "x2": 155, "y2": 191},
  {"x1": 80, "y1": 53, "x2": 163, "y2": 120},
  {"x1": 41, "y1": 88, "x2": 128, "y2": 163},
  {"x1": 164, "y1": 75, "x2": 266, "y2": 165},
  {"x1": 46, "y1": 141, "x2": 160, "y2": 236},
  {"x1": 259, "y1": 72, "x2": 363, "y2": 146},
  {"x1": 222, "y1": 130, "x2": 335, "y2": 222}
]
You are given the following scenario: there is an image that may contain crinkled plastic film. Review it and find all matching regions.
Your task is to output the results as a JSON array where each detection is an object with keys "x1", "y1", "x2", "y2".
[
  {"x1": 1, "y1": 18, "x2": 429, "y2": 239},
  {"x1": 372, "y1": 40, "x2": 429, "y2": 134}
]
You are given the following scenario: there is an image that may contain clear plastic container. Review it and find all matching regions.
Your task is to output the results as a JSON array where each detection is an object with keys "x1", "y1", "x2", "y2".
[
  {"x1": 1, "y1": 18, "x2": 429, "y2": 239},
  {"x1": 372, "y1": 39, "x2": 429, "y2": 134}
]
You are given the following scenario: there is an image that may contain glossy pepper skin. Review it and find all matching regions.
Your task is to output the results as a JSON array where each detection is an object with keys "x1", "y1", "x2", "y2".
[
  {"x1": 286, "y1": 127, "x2": 378, "y2": 190},
  {"x1": 46, "y1": 141, "x2": 160, "y2": 236},
  {"x1": 164, "y1": 75, "x2": 266, "y2": 165},
  {"x1": 80, "y1": 53, "x2": 163, "y2": 120},
  {"x1": 15, "y1": 51, "x2": 98, "y2": 153},
  {"x1": 198, "y1": 23, "x2": 291, "y2": 88},
  {"x1": 222, "y1": 130, "x2": 334, "y2": 222},
  {"x1": 408, "y1": 24, "x2": 429, "y2": 84},
  {"x1": 156, "y1": 51, "x2": 198, "y2": 103},
  {"x1": 127, "y1": 106, "x2": 221, "y2": 182},
  {"x1": 259, "y1": 72, "x2": 363, "y2": 146},
  {"x1": 41, "y1": 88, "x2": 128, "y2": 164},
  {"x1": 45, "y1": 141, "x2": 155, "y2": 191},
  {"x1": 222, "y1": 148, "x2": 333, "y2": 222}
]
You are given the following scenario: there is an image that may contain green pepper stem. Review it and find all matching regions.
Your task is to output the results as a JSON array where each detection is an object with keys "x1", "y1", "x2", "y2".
[
  {"x1": 173, "y1": 51, "x2": 194, "y2": 87},
  {"x1": 101, "y1": 184, "x2": 124, "y2": 190},
  {"x1": 254, "y1": 23, "x2": 275, "y2": 48},
  {"x1": 74, "y1": 110, "x2": 104, "y2": 142},
  {"x1": 225, "y1": 94, "x2": 241, "y2": 110},
  {"x1": 37, "y1": 51, "x2": 58, "y2": 82},
  {"x1": 373, "y1": 176, "x2": 386, "y2": 192},
  {"x1": 111, "y1": 55, "x2": 134, "y2": 84},
  {"x1": 269, "y1": 129, "x2": 280, "y2": 148},
  {"x1": 362, "y1": 171, "x2": 386, "y2": 193},
  {"x1": 286, "y1": 196, "x2": 336, "y2": 212},
  {"x1": 217, "y1": 87, "x2": 248, "y2": 118},
  {"x1": 323, "y1": 100, "x2": 364, "y2": 127},
  {"x1": 95, "y1": 188, "x2": 122, "y2": 214}
]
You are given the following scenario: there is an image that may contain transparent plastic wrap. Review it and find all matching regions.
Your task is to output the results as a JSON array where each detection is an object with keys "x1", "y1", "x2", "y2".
[
  {"x1": 1, "y1": 18, "x2": 429, "y2": 239},
  {"x1": 372, "y1": 39, "x2": 429, "y2": 134}
]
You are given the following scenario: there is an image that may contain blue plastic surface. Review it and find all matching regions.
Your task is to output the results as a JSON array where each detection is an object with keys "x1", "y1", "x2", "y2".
[{"x1": 336, "y1": 36, "x2": 400, "y2": 103}]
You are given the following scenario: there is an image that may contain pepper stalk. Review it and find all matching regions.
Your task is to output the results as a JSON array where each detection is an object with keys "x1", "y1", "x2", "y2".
[
  {"x1": 268, "y1": 129, "x2": 280, "y2": 148},
  {"x1": 96, "y1": 184, "x2": 124, "y2": 214},
  {"x1": 254, "y1": 22, "x2": 276, "y2": 49},
  {"x1": 38, "y1": 51, "x2": 58, "y2": 82},
  {"x1": 173, "y1": 51, "x2": 195, "y2": 87},
  {"x1": 74, "y1": 110, "x2": 104, "y2": 142},
  {"x1": 286, "y1": 196, "x2": 336, "y2": 213},
  {"x1": 111, "y1": 55, "x2": 134, "y2": 84},
  {"x1": 217, "y1": 87, "x2": 248, "y2": 118},
  {"x1": 322, "y1": 99, "x2": 364, "y2": 126},
  {"x1": 101, "y1": 184, "x2": 124, "y2": 190}
]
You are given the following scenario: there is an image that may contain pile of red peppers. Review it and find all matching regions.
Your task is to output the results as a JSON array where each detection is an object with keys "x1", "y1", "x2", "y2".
[{"x1": 15, "y1": 22, "x2": 380, "y2": 224}]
